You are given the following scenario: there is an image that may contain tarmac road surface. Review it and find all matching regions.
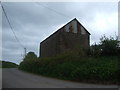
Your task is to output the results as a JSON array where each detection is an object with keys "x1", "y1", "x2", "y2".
[{"x1": 2, "y1": 68, "x2": 118, "y2": 88}]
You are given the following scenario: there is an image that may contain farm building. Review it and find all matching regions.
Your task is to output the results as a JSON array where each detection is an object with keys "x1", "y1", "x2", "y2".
[{"x1": 39, "y1": 18, "x2": 90, "y2": 57}]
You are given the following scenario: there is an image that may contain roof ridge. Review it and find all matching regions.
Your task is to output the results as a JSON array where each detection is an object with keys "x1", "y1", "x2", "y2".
[{"x1": 40, "y1": 18, "x2": 90, "y2": 44}]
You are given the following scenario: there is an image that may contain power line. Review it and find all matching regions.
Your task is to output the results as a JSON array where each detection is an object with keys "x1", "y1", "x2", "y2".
[
  {"x1": 35, "y1": 2, "x2": 72, "y2": 19},
  {"x1": 0, "y1": 1, "x2": 24, "y2": 48}
]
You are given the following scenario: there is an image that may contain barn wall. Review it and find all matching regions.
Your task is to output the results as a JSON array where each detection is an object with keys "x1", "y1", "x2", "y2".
[
  {"x1": 58, "y1": 32, "x2": 90, "y2": 54},
  {"x1": 40, "y1": 31, "x2": 60, "y2": 57},
  {"x1": 40, "y1": 19, "x2": 90, "y2": 57},
  {"x1": 64, "y1": 20, "x2": 77, "y2": 33}
]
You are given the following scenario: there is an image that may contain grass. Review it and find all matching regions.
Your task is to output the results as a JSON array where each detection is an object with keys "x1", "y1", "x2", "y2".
[
  {"x1": 18, "y1": 54, "x2": 120, "y2": 84},
  {"x1": 1, "y1": 61, "x2": 18, "y2": 68}
]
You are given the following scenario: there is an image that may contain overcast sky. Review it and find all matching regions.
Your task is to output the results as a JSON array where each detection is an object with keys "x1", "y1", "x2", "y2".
[{"x1": 2, "y1": 2, "x2": 118, "y2": 64}]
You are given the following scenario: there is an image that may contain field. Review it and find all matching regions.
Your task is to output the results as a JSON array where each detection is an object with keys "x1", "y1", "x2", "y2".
[{"x1": 1, "y1": 61, "x2": 18, "y2": 68}]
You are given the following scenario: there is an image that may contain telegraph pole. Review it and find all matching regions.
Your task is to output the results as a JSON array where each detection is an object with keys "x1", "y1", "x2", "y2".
[{"x1": 24, "y1": 48, "x2": 27, "y2": 58}]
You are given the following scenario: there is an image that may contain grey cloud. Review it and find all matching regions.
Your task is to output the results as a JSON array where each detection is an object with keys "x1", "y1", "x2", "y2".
[{"x1": 2, "y1": 2, "x2": 117, "y2": 64}]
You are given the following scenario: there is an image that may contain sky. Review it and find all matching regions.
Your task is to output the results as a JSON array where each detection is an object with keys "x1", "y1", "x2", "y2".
[{"x1": 1, "y1": 2, "x2": 118, "y2": 64}]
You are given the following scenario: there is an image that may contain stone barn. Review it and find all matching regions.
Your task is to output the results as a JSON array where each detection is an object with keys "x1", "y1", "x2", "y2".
[{"x1": 39, "y1": 18, "x2": 90, "y2": 57}]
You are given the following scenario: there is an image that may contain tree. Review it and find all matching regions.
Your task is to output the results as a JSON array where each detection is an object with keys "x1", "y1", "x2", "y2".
[
  {"x1": 23, "y1": 52, "x2": 37, "y2": 61},
  {"x1": 90, "y1": 35, "x2": 120, "y2": 56},
  {"x1": 100, "y1": 35, "x2": 120, "y2": 55},
  {"x1": 100, "y1": 35, "x2": 119, "y2": 55}
]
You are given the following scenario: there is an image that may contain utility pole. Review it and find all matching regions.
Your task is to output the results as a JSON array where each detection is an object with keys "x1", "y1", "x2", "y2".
[{"x1": 24, "y1": 48, "x2": 27, "y2": 58}]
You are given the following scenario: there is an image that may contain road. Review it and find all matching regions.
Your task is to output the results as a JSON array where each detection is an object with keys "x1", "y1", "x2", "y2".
[
  {"x1": 2, "y1": 68, "x2": 118, "y2": 88},
  {"x1": 0, "y1": 69, "x2": 2, "y2": 89}
]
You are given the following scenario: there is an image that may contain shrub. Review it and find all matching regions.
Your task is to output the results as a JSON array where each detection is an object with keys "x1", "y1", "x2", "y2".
[
  {"x1": 90, "y1": 35, "x2": 120, "y2": 56},
  {"x1": 23, "y1": 52, "x2": 37, "y2": 61},
  {"x1": 91, "y1": 43, "x2": 101, "y2": 56},
  {"x1": 100, "y1": 36, "x2": 120, "y2": 55},
  {"x1": 19, "y1": 54, "x2": 120, "y2": 84}
]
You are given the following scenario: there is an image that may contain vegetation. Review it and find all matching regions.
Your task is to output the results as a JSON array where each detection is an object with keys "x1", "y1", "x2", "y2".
[
  {"x1": 91, "y1": 35, "x2": 120, "y2": 56},
  {"x1": 0, "y1": 61, "x2": 2, "y2": 68},
  {"x1": 19, "y1": 55, "x2": 119, "y2": 84},
  {"x1": 18, "y1": 35, "x2": 120, "y2": 84},
  {"x1": 23, "y1": 52, "x2": 37, "y2": 61},
  {"x1": 1, "y1": 61, "x2": 18, "y2": 68}
]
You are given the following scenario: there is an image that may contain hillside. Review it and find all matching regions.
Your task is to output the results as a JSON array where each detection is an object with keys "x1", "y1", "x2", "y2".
[{"x1": 0, "y1": 61, "x2": 18, "y2": 68}]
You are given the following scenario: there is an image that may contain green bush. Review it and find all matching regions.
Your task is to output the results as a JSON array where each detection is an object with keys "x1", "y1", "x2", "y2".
[
  {"x1": 91, "y1": 44, "x2": 101, "y2": 56},
  {"x1": 23, "y1": 52, "x2": 37, "y2": 61},
  {"x1": 100, "y1": 36, "x2": 120, "y2": 55},
  {"x1": 90, "y1": 35, "x2": 120, "y2": 56},
  {"x1": 19, "y1": 54, "x2": 120, "y2": 84}
]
